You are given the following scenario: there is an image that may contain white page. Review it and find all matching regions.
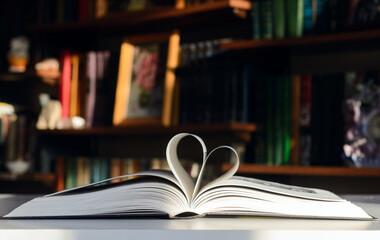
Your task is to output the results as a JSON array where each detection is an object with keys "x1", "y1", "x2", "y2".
[
  {"x1": 165, "y1": 133, "x2": 207, "y2": 203},
  {"x1": 197, "y1": 176, "x2": 343, "y2": 202}
]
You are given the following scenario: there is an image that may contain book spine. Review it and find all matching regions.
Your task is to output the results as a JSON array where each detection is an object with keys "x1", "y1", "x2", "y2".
[
  {"x1": 274, "y1": 76, "x2": 283, "y2": 165},
  {"x1": 303, "y1": 0, "x2": 314, "y2": 35},
  {"x1": 95, "y1": 0, "x2": 108, "y2": 18},
  {"x1": 56, "y1": 156, "x2": 65, "y2": 192},
  {"x1": 300, "y1": 74, "x2": 312, "y2": 166},
  {"x1": 78, "y1": 0, "x2": 89, "y2": 22},
  {"x1": 251, "y1": 0, "x2": 262, "y2": 40},
  {"x1": 290, "y1": 74, "x2": 301, "y2": 165},
  {"x1": 273, "y1": 0, "x2": 286, "y2": 38},
  {"x1": 287, "y1": 0, "x2": 304, "y2": 37},
  {"x1": 261, "y1": 0, "x2": 274, "y2": 39},
  {"x1": 60, "y1": 51, "x2": 72, "y2": 119},
  {"x1": 70, "y1": 54, "x2": 80, "y2": 117},
  {"x1": 283, "y1": 74, "x2": 292, "y2": 165},
  {"x1": 110, "y1": 158, "x2": 122, "y2": 183},
  {"x1": 56, "y1": 0, "x2": 65, "y2": 23},
  {"x1": 85, "y1": 51, "x2": 97, "y2": 128},
  {"x1": 266, "y1": 76, "x2": 275, "y2": 165}
]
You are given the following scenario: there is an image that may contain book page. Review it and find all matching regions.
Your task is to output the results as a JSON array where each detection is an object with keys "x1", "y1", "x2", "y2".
[
  {"x1": 165, "y1": 133, "x2": 206, "y2": 203},
  {"x1": 193, "y1": 145, "x2": 239, "y2": 200},
  {"x1": 198, "y1": 176, "x2": 343, "y2": 202},
  {"x1": 165, "y1": 133, "x2": 240, "y2": 203}
]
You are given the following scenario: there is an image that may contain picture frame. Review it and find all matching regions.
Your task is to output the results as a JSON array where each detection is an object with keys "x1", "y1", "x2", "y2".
[{"x1": 113, "y1": 31, "x2": 180, "y2": 126}]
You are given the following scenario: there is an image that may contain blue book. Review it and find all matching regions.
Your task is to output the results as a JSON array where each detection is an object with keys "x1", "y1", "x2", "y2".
[{"x1": 303, "y1": 0, "x2": 314, "y2": 35}]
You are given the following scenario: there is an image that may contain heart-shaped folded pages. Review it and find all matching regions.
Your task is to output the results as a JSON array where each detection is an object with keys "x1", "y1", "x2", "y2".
[
  {"x1": 45, "y1": 133, "x2": 239, "y2": 200},
  {"x1": 166, "y1": 133, "x2": 239, "y2": 202}
]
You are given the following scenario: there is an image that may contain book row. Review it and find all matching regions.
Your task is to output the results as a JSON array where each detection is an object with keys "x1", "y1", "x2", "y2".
[
  {"x1": 56, "y1": 157, "x2": 212, "y2": 190},
  {"x1": 36, "y1": 0, "x2": 175, "y2": 24},
  {"x1": 0, "y1": 113, "x2": 30, "y2": 172},
  {"x1": 251, "y1": 0, "x2": 380, "y2": 40},
  {"x1": 37, "y1": 50, "x2": 119, "y2": 130},
  {"x1": 251, "y1": 70, "x2": 380, "y2": 168},
  {"x1": 177, "y1": 43, "x2": 256, "y2": 125},
  {"x1": 35, "y1": 0, "x2": 225, "y2": 25}
]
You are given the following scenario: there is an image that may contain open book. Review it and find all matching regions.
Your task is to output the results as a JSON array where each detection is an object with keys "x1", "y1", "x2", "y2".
[{"x1": 4, "y1": 133, "x2": 374, "y2": 219}]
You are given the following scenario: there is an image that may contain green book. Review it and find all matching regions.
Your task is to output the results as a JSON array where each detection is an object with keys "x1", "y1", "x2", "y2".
[
  {"x1": 274, "y1": 76, "x2": 283, "y2": 165},
  {"x1": 266, "y1": 76, "x2": 275, "y2": 165},
  {"x1": 283, "y1": 75, "x2": 292, "y2": 165},
  {"x1": 251, "y1": 0, "x2": 262, "y2": 40},
  {"x1": 273, "y1": 0, "x2": 286, "y2": 38},
  {"x1": 261, "y1": 0, "x2": 274, "y2": 39},
  {"x1": 287, "y1": 0, "x2": 304, "y2": 37},
  {"x1": 65, "y1": 158, "x2": 77, "y2": 189}
]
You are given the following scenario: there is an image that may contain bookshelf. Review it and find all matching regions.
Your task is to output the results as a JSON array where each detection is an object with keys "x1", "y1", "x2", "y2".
[
  {"x1": 0, "y1": 172, "x2": 56, "y2": 193},
  {"x1": 1, "y1": 0, "x2": 380, "y2": 194},
  {"x1": 0, "y1": 71, "x2": 39, "y2": 82},
  {"x1": 220, "y1": 28, "x2": 380, "y2": 50},
  {"x1": 222, "y1": 164, "x2": 380, "y2": 177},
  {"x1": 36, "y1": 123, "x2": 256, "y2": 137},
  {"x1": 30, "y1": 0, "x2": 251, "y2": 34}
]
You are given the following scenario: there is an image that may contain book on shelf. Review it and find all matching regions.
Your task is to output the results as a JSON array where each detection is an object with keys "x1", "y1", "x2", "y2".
[
  {"x1": 59, "y1": 50, "x2": 72, "y2": 119},
  {"x1": 251, "y1": 0, "x2": 262, "y2": 40},
  {"x1": 260, "y1": 0, "x2": 274, "y2": 39},
  {"x1": 273, "y1": 0, "x2": 285, "y2": 38},
  {"x1": 287, "y1": 0, "x2": 304, "y2": 37},
  {"x1": 3, "y1": 133, "x2": 374, "y2": 220},
  {"x1": 54, "y1": 49, "x2": 116, "y2": 129}
]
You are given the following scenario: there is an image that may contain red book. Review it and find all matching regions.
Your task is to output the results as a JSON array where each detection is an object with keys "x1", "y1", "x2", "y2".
[
  {"x1": 60, "y1": 51, "x2": 72, "y2": 119},
  {"x1": 78, "y1": 0, "x2": 89, "y2": 22}
]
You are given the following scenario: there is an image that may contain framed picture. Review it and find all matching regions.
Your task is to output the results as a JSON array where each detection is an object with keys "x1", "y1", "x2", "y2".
[{"x1": 113, "y1": 31, "x2": 180, "y2": 126}]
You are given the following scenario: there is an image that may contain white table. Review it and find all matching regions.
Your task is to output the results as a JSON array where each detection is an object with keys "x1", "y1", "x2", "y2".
[{"x1": 1, "y1": 194, "x2": 380, "y2": 239}]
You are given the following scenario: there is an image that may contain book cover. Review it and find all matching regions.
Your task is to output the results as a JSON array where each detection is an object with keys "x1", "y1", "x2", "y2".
[
  {"x1": 283, "y1": 74, "x2": 292, "y2": 165},
  {"x1": 110, "y1": 158, "x2": 122, "y2": 183},
  {"x1": 56, "y1": 0, "x2": 65, "y2": 23},
  {"x1": 56, "y1": 156, "x2": 65, "y2": 192},
  {"x1": 78, "y1": 0, "x2": 89, "y2": 22},
  {"x1": 273, "y1": 0, "x2": 286, "y2": 38},
  {"x1": 290, "y1": 74, "x2": 301, "y2": 165},
  {"x1": 64, "y1": 157, "x2": 77, "y2": 189},
  {"x1": 287, "y1": 0, "x2": 304, "y2": 37},
  {"x1": 303, "y1": 0, "x2": 314, "y2": 35},
  {"x1": 60, "y1": 51, "x2": 72, "y2": 119},
  {"x1": 299, "y1": 74, "x2": 312, "y2": 166},
  {"x1": 251, "y1": 0, "x2": 262, "y2": 40},
  {"x1": 85, "y1": 51, "x2": 97, "y2": 127},
  {"x1": 77, "y1": 157, "x2": 91, "y2": 187},
  {"x1": 91, "y1": 158, "x2": 102, "y2": 183},
  {"x1": 95, "y1": 0, "x2": 108, "y2": 18},
  {"x1": 70, "y1": 54, "x2": 80, "y2": 117},
  {"x1": 273, "y1": 76, "x2": 283, "y2": 165},
  {"x1": 265, "y1": 76, "x2": 275, "y2": 165},
  {"x1": 92, "y1": 51, "x2": 111, "y2": 126},
  {"x1": 261, "y1": 0, "x2": 274, "y2": 39}
]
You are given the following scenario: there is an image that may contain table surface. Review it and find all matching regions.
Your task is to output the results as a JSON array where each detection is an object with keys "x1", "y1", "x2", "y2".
[{"x1": 1, "y1": 194, "x2": 380, "y2": 240}]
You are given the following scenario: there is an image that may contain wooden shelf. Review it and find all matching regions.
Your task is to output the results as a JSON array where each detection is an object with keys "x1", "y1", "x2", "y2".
[
  {"x1": 0, "y1": 172, "x2": 55, "y2": 181},
  {"x1": 36, "y1": 122, "x2": 256, "y2": 138},
  {"x1": 222, "y1": 164, "x2": 380, "y2": 177},
  {"x1": 30, "y1": 0, "x2": 251, "y2": 34},
  {"x1": 0, "y1": 71, "x2": 38, "y2": 82},
  {"x1": 220, "y1": 28, "x2": 380, "y2": 50},
  {"x1": 0, "y1": 173, "x2": 56, "y2": 193}
]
